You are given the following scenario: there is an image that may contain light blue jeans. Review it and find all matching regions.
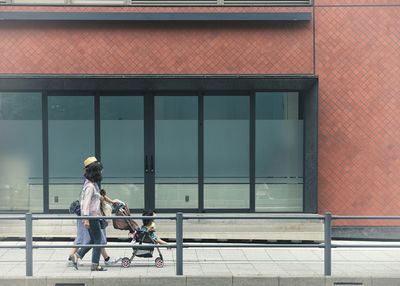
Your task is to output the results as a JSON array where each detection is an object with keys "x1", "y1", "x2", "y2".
[{"x1": 77, "y1": 219, "x2": 103, "y2": 264}]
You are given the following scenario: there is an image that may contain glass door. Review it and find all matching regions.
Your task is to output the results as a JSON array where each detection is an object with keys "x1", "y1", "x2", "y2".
[
  {"x1": 100, "y1": 95, "x2": 145, "y2": 209},
  {"x1": 48, "y1": 94, "x2": 94, "y2": 210},
  {"x1": 153, "y1": 94, "x2": 198, "y2": 209},
  {"x1": 255, "y1": 92, "x2": 303, "y2": 212},
  {"x1": 203, "y1": 95, "x2": 250, "y2": 209}
]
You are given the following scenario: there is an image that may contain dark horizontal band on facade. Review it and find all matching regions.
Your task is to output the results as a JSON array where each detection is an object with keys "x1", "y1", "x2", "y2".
[
  {"x1": 0, "y1": 74, "x2": 318, "y2": 91},
  {"x1": 0, "y1": 11, "x2": 311, "y2": 21}
]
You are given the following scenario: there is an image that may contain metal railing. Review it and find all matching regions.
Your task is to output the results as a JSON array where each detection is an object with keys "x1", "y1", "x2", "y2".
[
  {"x1": 0, "y1": 0, "x2": 313, "y2": 6},
  {"x1": 1, "y1": 212, "x2": 400, "y2": 277}
]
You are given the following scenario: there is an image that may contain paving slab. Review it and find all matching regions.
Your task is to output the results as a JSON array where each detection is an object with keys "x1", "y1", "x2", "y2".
[
  {"x1": 226, "y1": 263, "x2": 258, "y2": 275},
  {"x1": 243, "y1": 248, "x2": 272, "y2": 261},
  {"x1": 266, "y1": 249, "x2": 297, "y2": 261},
  {"x1": 288, "y1": 249, "x2": 321, "y2": 261}
]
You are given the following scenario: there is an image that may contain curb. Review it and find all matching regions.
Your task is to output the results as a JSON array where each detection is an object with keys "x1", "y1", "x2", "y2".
[{"x1": 1, "y1": 276, "x2": 400, "y2": 286}]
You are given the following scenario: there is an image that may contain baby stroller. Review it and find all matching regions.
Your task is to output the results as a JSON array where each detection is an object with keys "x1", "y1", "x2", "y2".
[{"x1": 112, "y1": 202, "x2": 164, "y2": 268}]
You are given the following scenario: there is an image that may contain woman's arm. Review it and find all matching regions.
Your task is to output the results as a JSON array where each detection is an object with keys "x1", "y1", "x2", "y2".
[
  {"x1": 81, "y1": 184, "x2": 94, "y2": 228},
  {"x1": 103, "y1": 195, "x2": 117, "y2": 204}
]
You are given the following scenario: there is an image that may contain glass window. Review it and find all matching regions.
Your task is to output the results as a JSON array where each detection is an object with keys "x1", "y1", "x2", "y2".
[
  {"x1": 256, "y1": 92, "x2": 303, "y2": 212},
  {"x1": 155, "y1": 95, "x2": 198, "y2": 209},
  {"x1": 100, "y1": 96, "x2": 144, "y2": 209},
  {"x1": 204, "y1": 95, "x2": 249, "y2": 209},
  {"x1": 0, "y1": 92, "x2": 43, "y2": 212},
  {"x1": 48, "y1": 95, "x2": 94, "y2": 210}
]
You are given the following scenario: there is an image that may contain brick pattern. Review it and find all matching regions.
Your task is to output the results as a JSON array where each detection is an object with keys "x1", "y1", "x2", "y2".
[
  {"x1": 316, "y1": 6, "x2": 400, "y2": 224},
  {"x1": 0, "y1": 6, "x2": 313, "y2": 75},
  {"x1": 316, "y1": 0, "x2": 400, "y2": 5},
  {"x1": 3, "y1": 3, "x2": 400, "y2": 225}
]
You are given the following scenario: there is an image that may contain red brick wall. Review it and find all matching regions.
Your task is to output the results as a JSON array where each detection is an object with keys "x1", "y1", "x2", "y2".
[
  {"x1": 2, "y1": 3, "x2": 400, "y2": 223},
  {"x1": 0, "y1": 6, "x2": 313, "y2": 74},
  {"x1": 315, "y1": 1, "x2": 400, "y2": 224}
]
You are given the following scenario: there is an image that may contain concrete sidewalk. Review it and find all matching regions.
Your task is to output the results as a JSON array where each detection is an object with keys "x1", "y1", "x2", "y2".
[{"x1": 1, "y1": 241, "x2": 400, "y2": 281}]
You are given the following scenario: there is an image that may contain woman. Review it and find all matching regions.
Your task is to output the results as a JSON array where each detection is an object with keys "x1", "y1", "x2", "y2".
[{"x1": 71, "y1": 156, "x2": 107, "y2": 271}]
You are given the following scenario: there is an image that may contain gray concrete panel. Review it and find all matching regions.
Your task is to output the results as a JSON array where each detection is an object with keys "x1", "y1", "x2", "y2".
[
  {"x1": 279, "y1": 277, "x2": 325, "y2": 286},
  {"x1": 94, "y1": 277, "x2": 140, "y2": 286},
  {"x1": 0, "y1": 277, "x2": 46, "y2": 286},
  {"x1": 140, "y1": 276, "x2": 186, "y2": 286},
  {"x1": 187, "y1": 276, "x2": 232, "y2": 286},
  {"x1": 233, "y1": 276, "x2": 279, "y2": 286},
  {"x1": 372, "y1": 278, "x2": 400, "y2": 286}
]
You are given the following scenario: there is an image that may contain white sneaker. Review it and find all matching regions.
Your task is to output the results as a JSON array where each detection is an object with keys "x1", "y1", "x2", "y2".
[{"x1": 104, "y1": 257, "x2": 120, "y2": 266}]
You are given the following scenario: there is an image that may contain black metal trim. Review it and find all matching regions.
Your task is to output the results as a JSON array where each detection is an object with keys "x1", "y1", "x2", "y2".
[
  {"x1": 249, "y1": 91, "x2": 255, "y2": 212},
  {"x1": 0, "y1": 12, "x2": 312, "y2": 22},
  {"x1": 303, "y1": 81, "x2": 318, "y2": 213},
  {"x1": 42, "y1": 92, "x2": 49, "y2": 213},
  {"x1": 0, "y1": 75, "x2": 317, "y2": 92},
  {"x1": 198, "y1": 93, "x2": 204, "y2": 212},
  {"x1": 301, "y1": 90, "x2": 306, "y2": 213},
  {"x1": 94, "y1": 94, "x2": 101, "y2": 162},
  {"x1": 144, "y1": 93, "x2": 155, "y2": 210}
]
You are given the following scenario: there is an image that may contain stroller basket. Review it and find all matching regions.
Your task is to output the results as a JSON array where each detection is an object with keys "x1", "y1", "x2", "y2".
[{"x1": 112, "y1": 202, "x2": 139, "y2": 233}]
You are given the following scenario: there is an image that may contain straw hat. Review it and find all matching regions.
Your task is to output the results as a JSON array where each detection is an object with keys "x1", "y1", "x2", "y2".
[{"x1": 84, "y1": 156, "x2": 98, "y2": 168}]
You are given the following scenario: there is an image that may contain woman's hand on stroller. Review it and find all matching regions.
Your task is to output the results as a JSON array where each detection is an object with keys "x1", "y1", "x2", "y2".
[
  {"x1": 112, "y1": 199, "x2": 122, "y2": 205},
  {"x1": 129, "y1": 229, "x2": 138, "y2": 239}
]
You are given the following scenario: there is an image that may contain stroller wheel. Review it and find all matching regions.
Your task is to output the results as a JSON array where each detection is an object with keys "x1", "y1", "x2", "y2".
[
  {"x1": 121, "y1": 257, "x2": 131, "y2": 268},
  {"x1": 155, "y1": 257, "x2": 164, "y2": 268}
]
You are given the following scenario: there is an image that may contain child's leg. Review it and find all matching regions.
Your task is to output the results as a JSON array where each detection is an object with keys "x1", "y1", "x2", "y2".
[{"x1": 101, "y1": 248, "x2": 108, "y2": 259}]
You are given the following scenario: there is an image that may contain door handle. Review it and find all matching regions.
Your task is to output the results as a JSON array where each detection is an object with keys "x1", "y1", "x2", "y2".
[
  {"x1": 150, "y1": 155, "x2": 154, "y2": 174},
  {"x1": 145, "y1": 155, "x2": 149, "y2": 173}
]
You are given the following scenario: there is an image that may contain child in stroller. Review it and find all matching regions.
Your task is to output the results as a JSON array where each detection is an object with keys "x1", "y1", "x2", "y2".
[
  {"x1": 140, "y1": 210, "x2": 168, "y2": 245},
  {"x1": 113, "y1": 205, "x2": 167, "y2": 268}
]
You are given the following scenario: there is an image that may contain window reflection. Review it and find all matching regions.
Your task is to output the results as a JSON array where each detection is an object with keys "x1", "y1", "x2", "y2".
[
  {"x1": 204, "y1": 95, "x2": 249, "y2": 209},
  {"x1": 48, "y1": 95, "x2": 94, "y2": 210},
  {"x1": 101, "y1": 96, "x2": 144, "y2": 209},
  {"x1": 155, "y1": 95, "x2": 198, "y2": 209},
  {"x1": 0, "y1": 92, "x2": 43, "y2": 212},
  {"x1": 256, "y1": 92, "x2": 303, "y2": 212}
]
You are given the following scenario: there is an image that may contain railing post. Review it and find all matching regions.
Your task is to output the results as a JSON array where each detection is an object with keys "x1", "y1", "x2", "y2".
[
  {"x1": 176, "y1": 212, "x2": 183, "y2": 275},
  {"x1": 324, "y1": 212, "x2": 332, "y2": 276},
  {"x1": 25, "y1": 213, "x2": 33, "y2": 277}
]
